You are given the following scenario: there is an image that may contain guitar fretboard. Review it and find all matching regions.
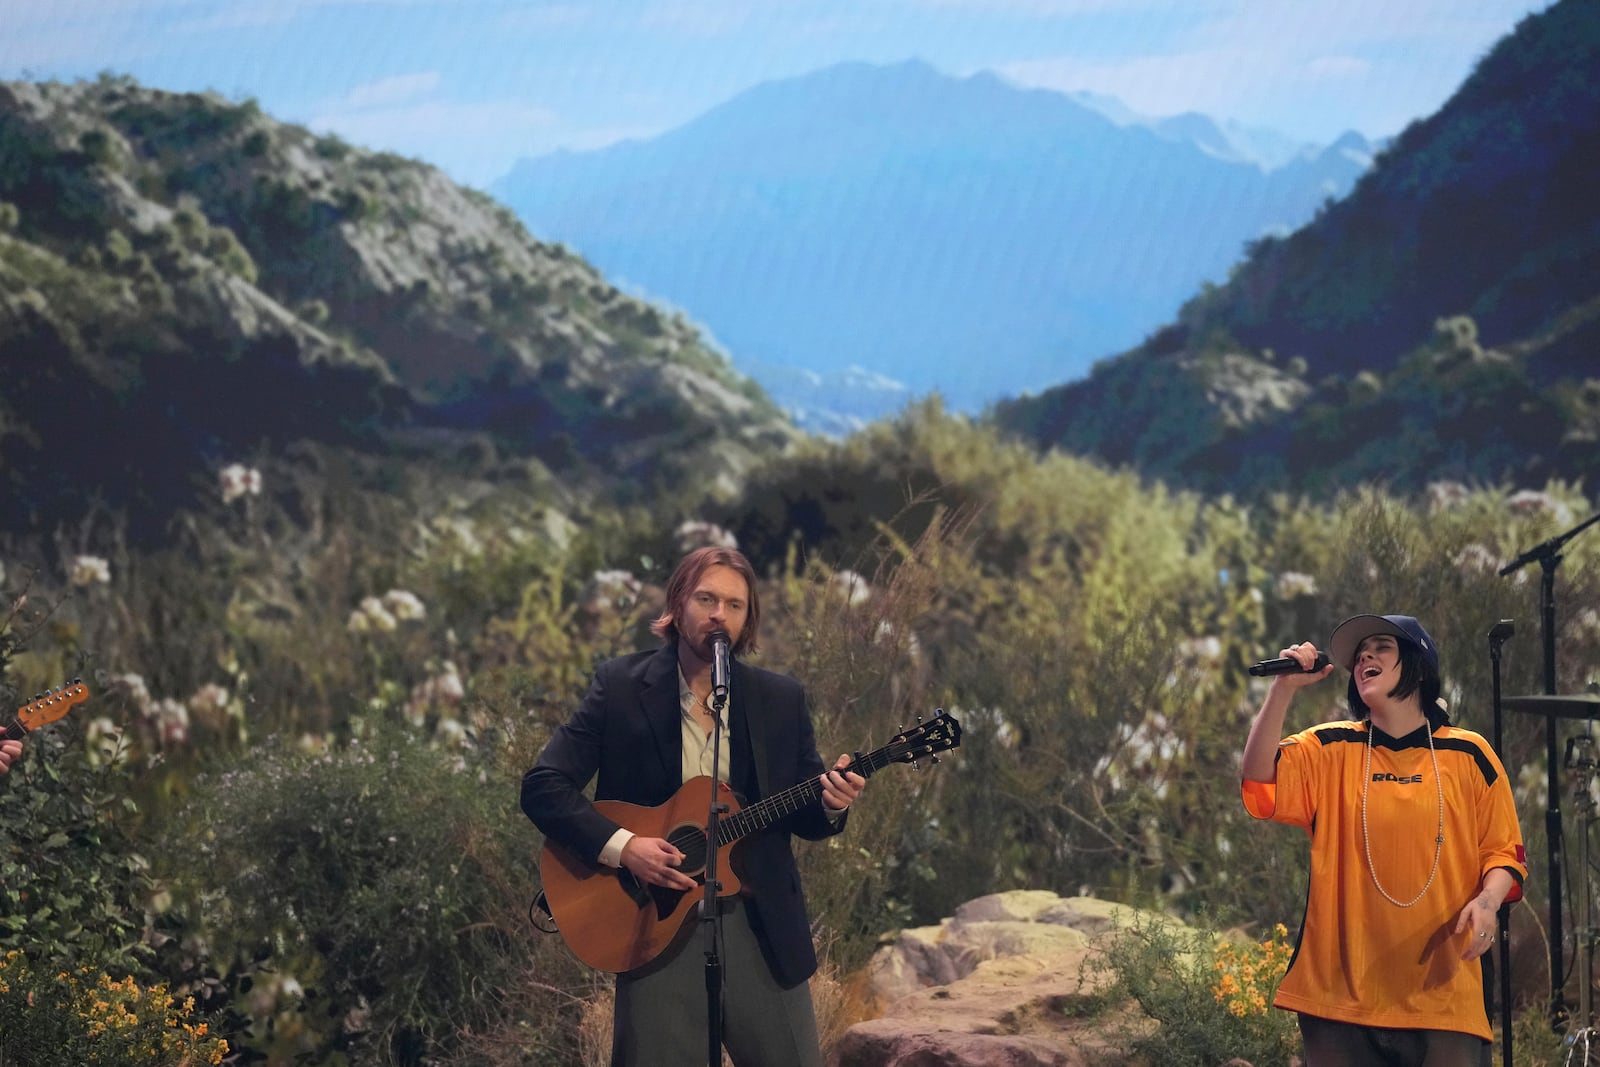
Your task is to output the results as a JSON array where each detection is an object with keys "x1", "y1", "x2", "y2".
[{"x1": 716, "y1": 738, "x2": 907, "y2": 845}]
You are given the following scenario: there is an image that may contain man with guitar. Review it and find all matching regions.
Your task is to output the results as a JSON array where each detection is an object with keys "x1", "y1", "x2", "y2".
[{"x1": 521, "y1": 546, "x2": 865, "y2": 1067}]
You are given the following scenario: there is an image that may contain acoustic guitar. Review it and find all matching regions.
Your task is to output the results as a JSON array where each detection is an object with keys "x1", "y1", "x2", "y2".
[
  {"x1": 3, "y1": 679, "x2": 92, "y2": 745},
  {"x1": 539, "y1": 710, "x2": 962, "y2": 973}
]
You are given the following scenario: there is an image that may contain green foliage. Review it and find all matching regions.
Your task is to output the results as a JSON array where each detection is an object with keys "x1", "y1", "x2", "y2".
[
  {"x1": 154, "y1": 720, "x2": 533, "y2": 1064},
  {"x1": 104, "y1": 227, "x2": 133, "y2": 267},
  {"x1": 0, "y1": 730, "x2": 157, "y2": 979},
  {"x1": 316, "y1": 133, "x2": 353, "y2": 161},
  {"x1": 203, "y1": 225, "x2": 257, "y2": 283},
  {"x1": 297, "y1": 296, "x2": 331, "y2": 325},
  {"x1": 78, "y1": 127, "x2": 117, "y2": 167}
]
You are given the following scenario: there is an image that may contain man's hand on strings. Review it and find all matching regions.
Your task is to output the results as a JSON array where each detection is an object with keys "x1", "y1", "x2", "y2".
[
  {"x1": 820, "y1": 755, "x2": 865, "y2": 813},
  {"x1": 621, "y1": 836, "x2": 698, "y2": 890}
]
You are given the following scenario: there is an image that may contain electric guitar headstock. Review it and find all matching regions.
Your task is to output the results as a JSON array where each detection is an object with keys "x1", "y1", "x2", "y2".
[{"x1": 2, "y1": 679, "x2": 92, "y2": 741}]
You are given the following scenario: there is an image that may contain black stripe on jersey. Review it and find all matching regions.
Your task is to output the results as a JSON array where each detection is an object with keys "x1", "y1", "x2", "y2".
[{"x1": 1308, "y1": 725, "x2": 1499, "y2": 787}]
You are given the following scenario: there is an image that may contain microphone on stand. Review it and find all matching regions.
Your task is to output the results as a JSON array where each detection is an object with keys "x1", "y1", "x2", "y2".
[
  {"x1": 1248, "y1": 651, "x2": 1331, "y2": 677},
  {"x1": 709, "y1": 630, "x2": 731, "y2": 710}
]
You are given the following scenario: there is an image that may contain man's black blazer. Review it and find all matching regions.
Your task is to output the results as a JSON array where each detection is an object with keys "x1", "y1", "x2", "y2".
[{"x1": 521, "y1": 640, "x2": 846, "y2": 988}]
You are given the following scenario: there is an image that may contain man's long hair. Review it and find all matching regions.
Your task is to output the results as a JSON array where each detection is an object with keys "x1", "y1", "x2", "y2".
[
  {"x1": 1347, "y1": 640, "x2": 1450, "y2": 729},
  {"x1": 651, "y1": 546, "x2": 762, "y2": 654}
]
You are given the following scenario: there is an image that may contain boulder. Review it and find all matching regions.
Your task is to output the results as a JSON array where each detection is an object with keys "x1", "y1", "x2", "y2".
[{"x1": 833, "y1": 891, "x2": 1167, "y2": 1067}]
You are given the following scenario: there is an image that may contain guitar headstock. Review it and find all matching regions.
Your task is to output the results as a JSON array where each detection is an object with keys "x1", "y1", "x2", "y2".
[
  {"x1": 884, "y1": 709, "x2": 961, "y2": 765},
  {"x1": 4, "y1": 679, "x2": 92, "y2": 740}
]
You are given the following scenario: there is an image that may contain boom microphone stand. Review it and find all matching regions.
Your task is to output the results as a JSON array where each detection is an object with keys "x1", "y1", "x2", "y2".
[
  {"x1": 1501, "y1": 509, "x2": 1600, "y2": 1022},
  {"x1": 1490, "y1": 619, "x2": 1516, "y2": 1067}
]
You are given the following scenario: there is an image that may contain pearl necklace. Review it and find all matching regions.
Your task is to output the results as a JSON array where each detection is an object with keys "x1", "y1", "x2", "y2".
[{"x1": 1361, "y1": 718, "x2": 1444, "y2": 907}]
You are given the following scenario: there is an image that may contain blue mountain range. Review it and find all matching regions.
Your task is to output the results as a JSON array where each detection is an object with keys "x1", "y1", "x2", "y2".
[{"x1": 492, "y1": 60, "x2": 1371, "y2": 426}]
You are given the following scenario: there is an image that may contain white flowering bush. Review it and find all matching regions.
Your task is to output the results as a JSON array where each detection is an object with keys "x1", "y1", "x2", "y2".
[
  {"x1": 382, "y1": 588, "x2": 426, "y2": 622},
  {"x1": 218, "y1": 463, "x2": 263, "y2": 505},
  {"x1": 347, "y1": 589, "x2": 426, "y2": 634},
  {"x1": 68, "y1": 554, "x2": 110, "y2": 587},
  {"x1": 1506, "y1": 488, "x2": 1573, "y2": 524},
  {"x1": 579, "y1": 569, "x2": 642, "y2": 615},
  {"x1": 1274, "y1": 570, "x2": 1318, "y2": 599},
  {"x1": 673, "y1": 519, "x2": 737, "y2": 553},
  {"x1": 828, "y1": 567, "x2": 872, "y2": 606},
  {"x1": 404, "y1": 661, "x2": 465, "y2": 726}
]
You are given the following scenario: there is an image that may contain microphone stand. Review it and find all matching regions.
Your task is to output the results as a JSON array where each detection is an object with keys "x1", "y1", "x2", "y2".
[
  {"x1": 1489, "y1": 620, "x2": 1515, "y2": 1067},
  {"x1": 1567, "y1": 733, "x2": 1597, "y2": 1058},
  {"x1": 1501, "y1": 510, "x2": 1600, "y2": 1025},
  {"x1": 702, "y1": 679, "x2": 730, "y2": 1067}
]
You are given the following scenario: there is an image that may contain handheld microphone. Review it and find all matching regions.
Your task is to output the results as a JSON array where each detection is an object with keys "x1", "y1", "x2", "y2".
[
  {"x1": 709, "y1": 630, "x2": 731, "y2": 709},
  {"x1": 1248, "y1": 651, "x2": 1331, "y2": 677}
]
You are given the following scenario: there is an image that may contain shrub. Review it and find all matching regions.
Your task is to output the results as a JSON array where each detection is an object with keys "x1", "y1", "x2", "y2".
[
  {"x1": 153, "y1": 718, "x2": 534, "y2": 1064},
  {"x1": 1082, "y1": 913, "x2": 1301, "y2": 1067},
  {"x1": 0, "y1": 727, "x2": 157, "y2": 979},
  {"x1": 0, "y1": 950, "x2": 228, "y2": 1066},
  {"x1": 204, "y1": 226, "x2": 257, "y2": 284}
]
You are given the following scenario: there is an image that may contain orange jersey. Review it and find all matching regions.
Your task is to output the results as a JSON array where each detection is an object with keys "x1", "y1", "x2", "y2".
[{"x1": 1241, "y1": 719, "x2": 1526, "y2": 1040}]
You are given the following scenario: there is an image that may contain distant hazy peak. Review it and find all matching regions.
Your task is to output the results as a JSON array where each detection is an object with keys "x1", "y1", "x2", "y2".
[{"x1": 1067, "y1": 88, "x2": 1335, "y2": 171}]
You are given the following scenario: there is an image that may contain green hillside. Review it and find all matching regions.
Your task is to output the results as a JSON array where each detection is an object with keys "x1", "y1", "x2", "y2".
[
  {"x1": 0, "y1": 75, "x2": 796, "y2": 543},
  {"x1": 993, "y1": 0, "x2": 1600, "y2": 499}
]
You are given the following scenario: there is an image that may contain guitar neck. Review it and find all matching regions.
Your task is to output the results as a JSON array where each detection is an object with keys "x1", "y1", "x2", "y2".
[
  {"x1": 716, "y1": 743, "x2": 895, "y2": 846},
  {"x1": 1, "y1": 719, "x2": 24, "y2": 742}
]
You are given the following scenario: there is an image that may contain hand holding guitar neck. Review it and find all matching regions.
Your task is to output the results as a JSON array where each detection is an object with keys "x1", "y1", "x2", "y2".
[{"x1": 1, "y1": 679, "x2": 92, "y2": 773}]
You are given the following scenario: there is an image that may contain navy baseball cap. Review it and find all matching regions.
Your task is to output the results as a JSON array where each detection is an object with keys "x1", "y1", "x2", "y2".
[{"x1": 1329, "y1": 614, "x2": 1439, "y2": 672}]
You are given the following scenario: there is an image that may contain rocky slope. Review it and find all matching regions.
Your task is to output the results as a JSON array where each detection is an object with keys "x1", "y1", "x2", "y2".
[{"x1": 0, "y1": 76, "x2": 797, "y2": 541}]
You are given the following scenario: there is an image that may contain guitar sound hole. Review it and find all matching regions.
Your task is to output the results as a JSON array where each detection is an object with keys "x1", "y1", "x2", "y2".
[{"x1": 667, "y1": 826, "x2": 709, "y2": 876}]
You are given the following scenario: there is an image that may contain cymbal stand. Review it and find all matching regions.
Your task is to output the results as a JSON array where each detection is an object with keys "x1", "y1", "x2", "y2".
[
  {"x1": 1565, "y1": 733, "x2": 1598, "y2": 1066},
  {"x1": 1503, "y1": 509, "x2": 1600, "y2": 1021}
]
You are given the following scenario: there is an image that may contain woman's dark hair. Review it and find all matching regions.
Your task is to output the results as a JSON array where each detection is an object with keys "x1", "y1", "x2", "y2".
[{"x1": 1347, "y1": 639, "x2": 1450, "y2": 728}]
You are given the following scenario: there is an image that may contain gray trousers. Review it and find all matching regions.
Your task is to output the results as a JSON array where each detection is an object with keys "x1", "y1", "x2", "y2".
[
  {"x1": 1298, "y1": 1014, "x2": 1492, "y2": 1067},
  {"x1": 612, "y1": 898, "x2": 823, "y2": 1067}
]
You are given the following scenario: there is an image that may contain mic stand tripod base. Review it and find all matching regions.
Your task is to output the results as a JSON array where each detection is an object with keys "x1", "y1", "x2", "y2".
[{"x1": 1563, "y1": 1026, "x2": 1599, "y2": 1067}]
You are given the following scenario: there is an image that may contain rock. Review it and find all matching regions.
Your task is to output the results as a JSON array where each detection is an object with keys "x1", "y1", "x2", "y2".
[
  {"x1": 862, "y1": 891, "x2": 1153, "y2": 1008},
  {"x1": 835, "y1": 891, "x2": 1170, "y2": 1067}
]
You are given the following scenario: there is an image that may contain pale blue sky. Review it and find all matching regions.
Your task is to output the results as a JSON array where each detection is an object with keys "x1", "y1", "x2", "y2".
[{"x1": 1, "y1": 0, "x2": 1555, "y2": 188}]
